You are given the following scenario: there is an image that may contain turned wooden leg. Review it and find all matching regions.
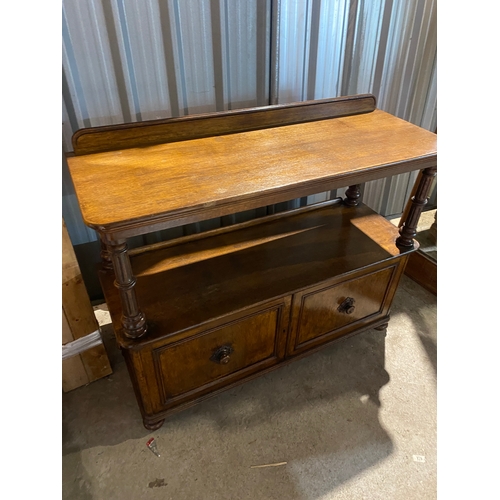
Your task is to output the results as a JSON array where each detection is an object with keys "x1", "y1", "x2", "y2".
[
  {"x1": 344, "y1": 184, "x2": 361, "y2": 207},
  {"x1": 108, "y1": 239, "x2": 148, "y2": 339},
  {"x1": 374, "y1": 315, "x2": 390, "y2": 332},
  {"x1": 144, "y1": 418, "x2": 165, "y2": 431},
  {"x1": 396, "y1": 167, "x2": 437, "y2": 248},
  {"x1": 99, "y1": 237, "x2": 114, "y2": 271}
]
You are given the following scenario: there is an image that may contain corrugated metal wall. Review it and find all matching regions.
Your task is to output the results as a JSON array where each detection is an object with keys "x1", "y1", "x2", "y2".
[{"x1": 63, "y1": 0, "x2": 437, "y2": 246}]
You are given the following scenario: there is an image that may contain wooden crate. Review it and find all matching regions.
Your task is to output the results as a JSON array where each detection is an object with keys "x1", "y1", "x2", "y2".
[{"x1": 62, "y1": 219, "x2": 112, "y2": 392}]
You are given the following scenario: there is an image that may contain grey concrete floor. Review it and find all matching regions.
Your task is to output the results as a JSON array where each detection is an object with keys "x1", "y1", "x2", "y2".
[{"x1": 62, "y1": 275, "x2": 436, "y2": 500}]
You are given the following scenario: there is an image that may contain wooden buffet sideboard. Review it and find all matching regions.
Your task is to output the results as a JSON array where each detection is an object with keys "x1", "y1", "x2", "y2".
[{"x1": 66, "y1": 94, "x2": 437, "y2": 430}]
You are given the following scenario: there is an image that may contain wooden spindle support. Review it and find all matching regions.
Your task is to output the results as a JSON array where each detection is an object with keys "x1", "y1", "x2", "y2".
[
  {"x1": 396, "y1": 167, "x2": 437, "y2": 248},
  {"x1": 108, "y1": 240, "x2": 148, "y2": 339},
  {"x1": 344, "y1": 184, "x2": 361, "y2": 207},
  {"x1": 99, "y1": 237, "x2": 114, "y2": 271}
]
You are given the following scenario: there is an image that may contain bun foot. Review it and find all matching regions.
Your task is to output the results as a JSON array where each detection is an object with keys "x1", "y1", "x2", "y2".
[
  {"x1": 374, "y1": 323, "x2": 388, "y2": 331},
  {"x1": 143, "y1": 418, "x2": 165, "y2": 431}
]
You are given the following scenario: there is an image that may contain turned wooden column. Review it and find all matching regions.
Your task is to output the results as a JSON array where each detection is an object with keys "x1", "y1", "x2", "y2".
[
  {"x1": 99, "y1": 237, "x2": 114, "y2": 271},
  {"x1": 396, "y1": 167, "x2": 437, "y2": 248},
  {"x1": 344, "y1": 184, "x2": 361, "y2": 207},
  {"x1": 108, "y1": 239, "x2": 148, "y2": 339}
]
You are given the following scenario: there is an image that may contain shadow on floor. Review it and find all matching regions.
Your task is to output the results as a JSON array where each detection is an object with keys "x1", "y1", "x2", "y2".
[{"x1": 63, "y1": 325, "x2": 393, "y2": 499}]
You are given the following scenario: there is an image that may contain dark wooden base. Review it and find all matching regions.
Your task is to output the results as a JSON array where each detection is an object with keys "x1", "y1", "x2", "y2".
[{"x1": 374, "y1": 323, "x2": 389, "y2": 331}]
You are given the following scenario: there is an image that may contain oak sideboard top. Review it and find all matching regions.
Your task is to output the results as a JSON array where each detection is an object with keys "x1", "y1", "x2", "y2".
[{"x1": 67, "y1": 104, "x2": 436, "y2": 239}]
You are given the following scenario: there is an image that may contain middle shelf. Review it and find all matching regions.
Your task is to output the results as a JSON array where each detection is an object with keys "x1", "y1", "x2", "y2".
[{"x1": 100, "y1": 199, "x2": 415, "y2": 350}]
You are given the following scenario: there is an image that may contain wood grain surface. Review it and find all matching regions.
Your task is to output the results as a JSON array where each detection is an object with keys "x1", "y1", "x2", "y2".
[
  {"x1": 67, "y1": 109, "x2": 437, "y2": 239},
  {"x1": 72, "y1": 94, "x2": 376, "y2": 155},
  {"x1": 62, "y1": 219, "x2": 113, "y2": 391}
]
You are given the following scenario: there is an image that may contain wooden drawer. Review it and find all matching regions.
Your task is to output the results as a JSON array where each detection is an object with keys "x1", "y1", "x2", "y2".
[
  {"x1": 287, "y1": 262, "x2": 401, "y2": 355},
  {"x1": 137, "y1": 297, "x2": 290, "y2": 412}
]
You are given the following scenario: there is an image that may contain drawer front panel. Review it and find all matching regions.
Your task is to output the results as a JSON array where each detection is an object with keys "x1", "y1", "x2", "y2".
[
  {"x1": 289, "y1": 264, "x2": 396, "y2": 354},
  {"x1": 152, "y1": 300, "x2": 289, "y2": 404}
]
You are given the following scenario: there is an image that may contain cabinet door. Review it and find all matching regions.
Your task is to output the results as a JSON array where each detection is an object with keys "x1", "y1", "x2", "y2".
[
  {"x1": 139, "y1": 297, "x2": 291, "y2": 412},
  {"x1": 287, "y1": 261, "x2": 403, "y2": 356}
]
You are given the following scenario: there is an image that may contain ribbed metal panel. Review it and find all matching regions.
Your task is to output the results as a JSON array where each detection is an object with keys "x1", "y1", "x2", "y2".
[
  {"x1": 62, "y1": 0, "x2": 437, "y2": 245},
  {"x1": 363, "y1": 0, "x2": 437, "y2": 216},
  {"x1": 220, "y1": 0, "x2": 271, "y2": 109},
  {"x1": 274, "y1": 0, "x2": 437, "y2": 215}
]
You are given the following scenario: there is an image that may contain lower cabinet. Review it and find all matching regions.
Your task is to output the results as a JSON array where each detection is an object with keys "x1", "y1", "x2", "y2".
[{"x1": 121, "y1": 259, "x2": 406, "y2": 428}]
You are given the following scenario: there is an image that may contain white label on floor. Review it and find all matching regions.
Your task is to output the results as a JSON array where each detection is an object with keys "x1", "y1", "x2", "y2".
[{"x1": 413, "y1": 455, "x2": 426, "y2": 463}]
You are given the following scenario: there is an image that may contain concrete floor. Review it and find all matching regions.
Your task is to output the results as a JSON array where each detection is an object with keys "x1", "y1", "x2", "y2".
[{"x1": 62, "y1": 273, "x2": 436, "y2": 500}]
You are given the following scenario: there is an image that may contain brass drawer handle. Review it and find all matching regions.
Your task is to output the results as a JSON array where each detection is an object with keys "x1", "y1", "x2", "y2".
[
  {"x1": 338, "y1": 297, "x2": 356, "y2": 314},
  {"x1": 210, "y1": 345, "x2": 234, "y2": 365}
]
